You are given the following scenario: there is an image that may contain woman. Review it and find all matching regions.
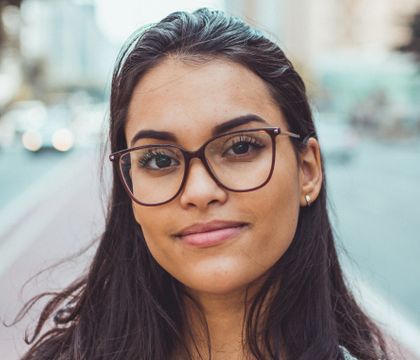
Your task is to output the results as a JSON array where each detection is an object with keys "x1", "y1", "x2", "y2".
[{"x1": 19, "y1": 7, "x2": 389, "y2": 360}]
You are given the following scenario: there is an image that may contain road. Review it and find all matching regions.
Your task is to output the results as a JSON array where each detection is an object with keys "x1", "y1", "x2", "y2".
[
  {"x1": 0, "y1": 147, "x2": 65, "y2": 210},
  {"x1": 0, "y1": 139, "x2": 419, "y2": 359},
  {"x1": 327, "y1": 139, "x2": 420, "y2": 324},
  {"x1": 0, "y1": 145, "x2": 107, "y2": 359}
]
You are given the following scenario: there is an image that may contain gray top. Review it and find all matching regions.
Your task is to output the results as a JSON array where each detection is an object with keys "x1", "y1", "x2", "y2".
[{"x1": 340, "y1": 346, "x2": 358, "y2": 360}]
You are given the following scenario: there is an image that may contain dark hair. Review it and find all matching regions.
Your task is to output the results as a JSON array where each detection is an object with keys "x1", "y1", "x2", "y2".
[{"x1": 16, "y1": 7, "x2": 389, "y2": 360}]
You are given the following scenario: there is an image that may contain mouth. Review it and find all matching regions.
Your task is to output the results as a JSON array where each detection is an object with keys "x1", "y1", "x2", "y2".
[{"x1": 176, "y1": 223, "x2": 249, "y2": 248}]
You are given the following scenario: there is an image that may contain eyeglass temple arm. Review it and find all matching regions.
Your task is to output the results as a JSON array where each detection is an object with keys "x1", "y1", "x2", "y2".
[
  {"x1": 301, "y1": 131, "x2": 316, "y2": 144},
  {"x1": 282, "y1": 130, "x2": 316, "y2": 144}
]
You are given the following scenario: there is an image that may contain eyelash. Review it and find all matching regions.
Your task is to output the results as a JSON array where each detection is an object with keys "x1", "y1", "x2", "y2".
[{"x1": 230, "y1": 135, "x2": 263, "y2": 148}]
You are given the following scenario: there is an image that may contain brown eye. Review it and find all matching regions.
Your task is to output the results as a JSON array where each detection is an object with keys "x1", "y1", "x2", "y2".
[
  {"x1": 137, "y1": 149, "x2": 180, "y2": 170},
  {"x1": 222, "y1": 136, "x2": 265, "y2": 158}
]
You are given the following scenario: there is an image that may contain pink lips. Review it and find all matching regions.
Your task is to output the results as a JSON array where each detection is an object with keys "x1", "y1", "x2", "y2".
[{"x1": 174, "y1": 221, "x2": 248, "y2": 248}]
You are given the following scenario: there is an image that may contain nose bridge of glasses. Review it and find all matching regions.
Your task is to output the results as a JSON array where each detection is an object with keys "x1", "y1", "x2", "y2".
[
  {"x1": 182, "y1": 144, "x2": 220, "y2": 186},
  {"x1": 182, "y1": 142, "x2": 209, "y2": 166}
]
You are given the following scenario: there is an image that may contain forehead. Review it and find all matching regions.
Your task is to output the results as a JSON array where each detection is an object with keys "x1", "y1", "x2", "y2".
[{"x1": 125, "y1": 57, "x2": 287, "y2": 146}]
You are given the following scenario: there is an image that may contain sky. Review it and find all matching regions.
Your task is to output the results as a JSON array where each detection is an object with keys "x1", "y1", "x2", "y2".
[{"x1": 94, "y1": 0, "x2": 226, "y2": 44}]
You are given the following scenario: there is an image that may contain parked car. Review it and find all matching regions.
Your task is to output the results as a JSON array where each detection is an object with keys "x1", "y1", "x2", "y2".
[
  {"x1": 19, "y1": 103, "x2": 75, "y2": 153},
  {"x1": 21, "y1": 121, "x2": 74, "y2": 152}
]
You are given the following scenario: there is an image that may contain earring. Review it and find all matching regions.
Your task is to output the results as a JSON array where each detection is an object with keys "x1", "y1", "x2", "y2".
[{"x1": 305, "y1": 194, "x2": 311, "y2": 207}]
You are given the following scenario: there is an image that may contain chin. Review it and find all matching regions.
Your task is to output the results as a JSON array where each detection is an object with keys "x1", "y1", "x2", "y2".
[
  {"x1": 180, "y1": 267, "x2": 264, "y2": 297},
  {"x1": 186, "y1": 282, "x2": 249, "y2": 297}
]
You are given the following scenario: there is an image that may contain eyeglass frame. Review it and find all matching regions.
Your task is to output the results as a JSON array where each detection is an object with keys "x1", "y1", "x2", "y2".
[{"x1": 109, "y1": 127, "x2": 312, "y2": 206}]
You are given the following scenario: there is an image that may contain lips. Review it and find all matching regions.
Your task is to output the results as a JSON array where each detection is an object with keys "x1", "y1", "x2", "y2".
[
  {"x1": 174, "y1": 220, "x2": 249, "y2": 248},
  {"x1": 174, "y1": 220, "x2": 248, "y2": 238}
]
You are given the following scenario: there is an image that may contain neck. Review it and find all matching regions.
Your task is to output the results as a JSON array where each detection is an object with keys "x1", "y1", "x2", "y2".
[
  {"x1": 178, "y1": 275, "x2": 276, "y2": 360},
  {"x1": 185, "y1": 288, "x2": 249, "y2": 360}
]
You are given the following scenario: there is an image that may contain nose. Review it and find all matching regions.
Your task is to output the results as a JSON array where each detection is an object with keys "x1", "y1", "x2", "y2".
[{"x1": 179, "y1": 157, "x2": 228, "y2": 210}]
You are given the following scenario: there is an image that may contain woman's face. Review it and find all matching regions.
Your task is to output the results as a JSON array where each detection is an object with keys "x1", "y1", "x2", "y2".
[{"x1": 125, "y1": 58, "x2": 309, "y2": 295}]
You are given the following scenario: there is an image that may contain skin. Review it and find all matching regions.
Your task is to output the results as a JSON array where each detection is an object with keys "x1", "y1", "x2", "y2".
[{"x1": 125, "y1": 57, "x2": 323, "y2": 359}]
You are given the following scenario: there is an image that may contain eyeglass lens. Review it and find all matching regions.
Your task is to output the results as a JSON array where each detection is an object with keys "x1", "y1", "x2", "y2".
[{"x1": 119, "y1": 129, "x2": 273, "y2": 205}]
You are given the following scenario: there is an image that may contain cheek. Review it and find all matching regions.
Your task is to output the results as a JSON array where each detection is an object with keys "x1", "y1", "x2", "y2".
[
  {"x1": 247, "y1": 160, "x2": 301, "y2": 260},
  {"x1": 131, "y1": 204, "x2": 170, "y2": 261}
]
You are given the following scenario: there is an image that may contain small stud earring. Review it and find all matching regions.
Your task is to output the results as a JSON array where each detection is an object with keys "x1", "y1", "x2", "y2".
[{"x1": 305, "y1": 194, "x2": 311, "y2": 207}]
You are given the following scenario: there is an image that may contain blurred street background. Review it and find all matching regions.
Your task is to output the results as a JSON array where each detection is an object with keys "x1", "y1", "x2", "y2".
[{"x1": 0, "y1": 0, "x2": 419, "y2": 359}]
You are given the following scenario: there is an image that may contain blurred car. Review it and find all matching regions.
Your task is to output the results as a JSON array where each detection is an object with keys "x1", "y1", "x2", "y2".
[
  {"x1": 315, "y1": 113, "x2": 360, "y2": 164},
  {"x1": 21, "y1": 122, "x2": 75, "y2": 152},
  {"x1": 20, "y1": 103, "x2": 75, "y2": 153}
]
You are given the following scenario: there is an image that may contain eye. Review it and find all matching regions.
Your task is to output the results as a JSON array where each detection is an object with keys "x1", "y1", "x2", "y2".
[
  {"x1": 222, "y1": 135, "x2": 266, "y2": 158},
  {"x1": 138, "y1": 149, "x2": 180, "y2": 170}
]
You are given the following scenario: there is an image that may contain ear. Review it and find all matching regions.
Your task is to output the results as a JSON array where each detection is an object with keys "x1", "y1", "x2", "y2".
[{"x1": 298, "y1": 137, "x2": 323, "y2": 207}]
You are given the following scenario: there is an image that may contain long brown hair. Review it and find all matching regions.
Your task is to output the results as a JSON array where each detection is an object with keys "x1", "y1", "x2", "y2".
[{"x1": 15, "y1": 8, "x2": 389, "y2": 359}]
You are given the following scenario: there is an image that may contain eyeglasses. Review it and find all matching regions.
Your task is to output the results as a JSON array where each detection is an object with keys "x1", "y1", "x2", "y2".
[{"x1": 109, "y1": 127, "x2": 303, "y2": 206}]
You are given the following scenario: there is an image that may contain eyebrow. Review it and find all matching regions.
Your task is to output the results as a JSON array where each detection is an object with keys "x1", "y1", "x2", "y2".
[{"x1": 129, "y1": 114, "x2": 268, "y2": 146}]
